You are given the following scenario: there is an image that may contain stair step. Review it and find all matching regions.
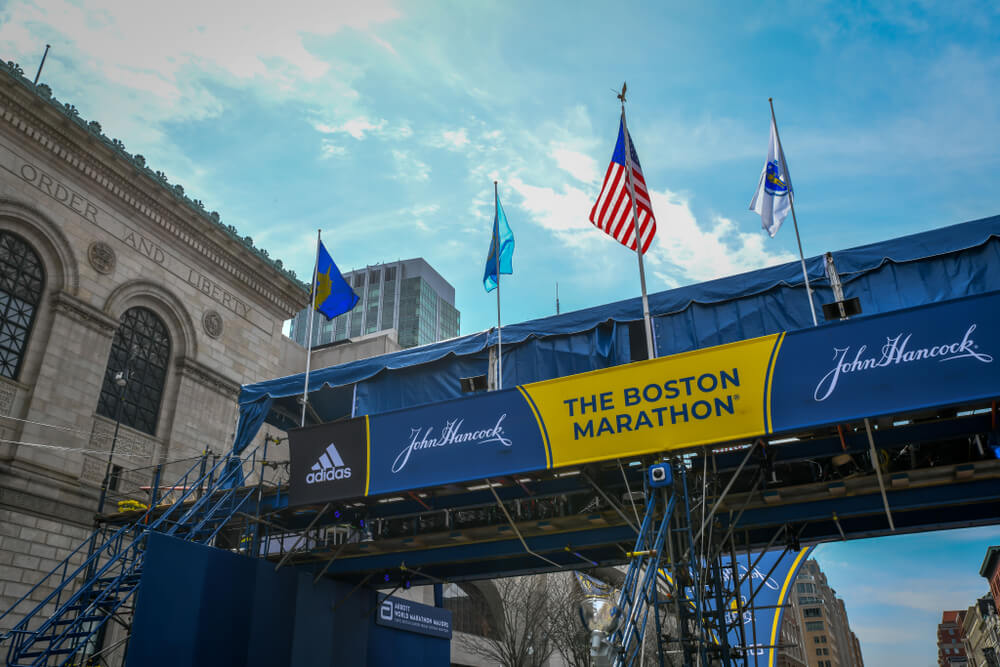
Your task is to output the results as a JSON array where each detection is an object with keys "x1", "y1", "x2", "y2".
[
  {"x1": 19, "y1": 646, "x2": 78, "y2": 658},
  {"x1": 51, "y1": 614, "x2": 102, "y2": 626}
]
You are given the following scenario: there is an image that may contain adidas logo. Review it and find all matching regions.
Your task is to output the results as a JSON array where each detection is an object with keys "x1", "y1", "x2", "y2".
[{"x1": 305, "y1": 442, "x2": 352, "y2": 484}]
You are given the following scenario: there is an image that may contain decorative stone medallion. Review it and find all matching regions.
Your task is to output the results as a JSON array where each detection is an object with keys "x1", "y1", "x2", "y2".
[
  {"x1": 202, "y1": 310, "x2": 224, "y2": 339},
  {"x1": 87, "y1": 241, "x2": 116, "y2": 274}
]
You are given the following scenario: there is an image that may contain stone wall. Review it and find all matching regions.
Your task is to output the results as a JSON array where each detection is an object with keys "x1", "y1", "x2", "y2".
[{"x1": 0, "y1": 65, "x2": 306, "y2": 636}]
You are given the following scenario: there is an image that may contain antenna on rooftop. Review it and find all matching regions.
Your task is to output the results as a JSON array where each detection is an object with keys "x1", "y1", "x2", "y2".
[
  {"x1": 556, "y1": 282, "x2": 560, "y2": 315},
  {"x1": 33, "y1": 44, "x2": 51, "y2": 86}
]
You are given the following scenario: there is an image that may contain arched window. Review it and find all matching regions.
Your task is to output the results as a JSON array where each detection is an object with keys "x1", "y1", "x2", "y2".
[
  {"x1": 97, "y1": 307, "x2": 171, "y2": 436},
  {"x1": 0, "y1": 231, "x2": 45, "y2": 380}
]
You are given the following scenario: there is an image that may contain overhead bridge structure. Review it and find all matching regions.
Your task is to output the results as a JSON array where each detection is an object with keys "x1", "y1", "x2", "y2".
[
  {"x1": 3, "y1": 214, "x2": 1000, "y2": 666},
  {"x1": 231, "y1": 214, "x2": 1000, "y2": 583}
]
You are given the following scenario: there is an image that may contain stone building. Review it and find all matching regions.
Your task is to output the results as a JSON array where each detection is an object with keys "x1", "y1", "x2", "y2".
[
  {"x1": 982, "y1": 546, "x2": 1000, "y2": 616},
  {"x1": 0, "y1": 60, "x2": 325, "y2": 626},
  {"x1": 779, "y1": 589, "x2": 810, "y2": 667},
  {"x1": 963, "y1": 595, "x2": 1000, "y2": 667},
  {"x1": 789, "y1": 559, "x2": 864, "y2": 667},
  {"x1": 940, "y1": 610, "x2": 970, "y2": 666}
]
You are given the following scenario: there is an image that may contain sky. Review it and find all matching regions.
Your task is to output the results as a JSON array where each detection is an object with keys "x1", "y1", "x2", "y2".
[{"x1": 1, "y1": 1, "x2": 999, "y2": 663}]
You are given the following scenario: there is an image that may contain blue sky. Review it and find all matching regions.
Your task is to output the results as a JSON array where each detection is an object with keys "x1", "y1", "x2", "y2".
[
  {"x1": 2, "y1": 1, "x2": 999, "y2": 662},
  {"x1": 816, "y1": 525, "x2": 1000, "y2": 667}
]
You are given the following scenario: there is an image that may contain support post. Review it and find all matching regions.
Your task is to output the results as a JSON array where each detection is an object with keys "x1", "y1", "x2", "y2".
[
  {"x1": 768, "y1": 98, "x2": 818, "y2": 326},
  {"x1": 864, "y1": 418, "x2": 895, "y2": 531},
  {"x1": 618, "y1": 86, "x2": 657, "y2": 359}
]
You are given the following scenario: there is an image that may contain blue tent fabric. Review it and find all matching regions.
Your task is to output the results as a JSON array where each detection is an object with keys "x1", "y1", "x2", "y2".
[{"x1": 232, "y1": 214, "x2": 1000, "y2": 454}]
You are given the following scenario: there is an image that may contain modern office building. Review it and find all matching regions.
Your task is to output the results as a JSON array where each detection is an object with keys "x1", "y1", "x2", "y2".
[
  {"x1": 787, "y1": 559, "x2": 864, "y2": 667},
  {"x1": 289, "y1": 258, "x2": 460, "y2": 350}
]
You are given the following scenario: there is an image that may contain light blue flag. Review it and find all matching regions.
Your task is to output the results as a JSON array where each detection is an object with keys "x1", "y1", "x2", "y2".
[
  {"x1": 483, "y1": 192, "x2": 514, "y2": 292},
  {"x1": 313, "y1": 240, "x2": 359, "y2": 320}
]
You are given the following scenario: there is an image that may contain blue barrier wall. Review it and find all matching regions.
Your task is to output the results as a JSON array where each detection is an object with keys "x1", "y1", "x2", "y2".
[{"x1": 127, "y1": 533, "x2": 448, "y2": 667}]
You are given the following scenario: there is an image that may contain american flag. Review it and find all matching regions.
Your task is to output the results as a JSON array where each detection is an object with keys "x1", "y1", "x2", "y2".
[{"x1": 589, "y1": 115, "x2": 657, "y2": 254}]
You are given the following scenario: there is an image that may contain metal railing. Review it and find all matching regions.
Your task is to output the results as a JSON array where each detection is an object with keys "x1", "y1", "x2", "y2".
[{"x1": 1, "y1": 445, "x2": 262, "y2": 667}]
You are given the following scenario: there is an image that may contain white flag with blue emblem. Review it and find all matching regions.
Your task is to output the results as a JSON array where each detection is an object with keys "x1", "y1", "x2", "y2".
[{"x1": 749, "y1": 116, "x2": 793, "y2": 238}]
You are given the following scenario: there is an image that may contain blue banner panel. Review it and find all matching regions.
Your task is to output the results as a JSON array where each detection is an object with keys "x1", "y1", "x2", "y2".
[
  {"x1": 376, "y1": 594, "x2": 452, "y2": 639},
  {"x1": 367, "y1": 388, "x2": 547, "y2": 496},
  {"x1": 720, "y1": 547, "x2": 813, "y2": 667},
  {"x1": 770, "y1": 291, "x2": 999, "y2": 433}
]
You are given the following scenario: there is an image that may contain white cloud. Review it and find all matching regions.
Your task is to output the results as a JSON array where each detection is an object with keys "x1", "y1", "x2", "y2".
[
  {"x1": 507, "y1": 177, "x2": 600, "y2": 248},
  {"x1": 550, "y1": 146, "x2": 599, "y2": 184},
  {"x1": 431, "y1": 128, "x2": 470, "y2": 150},
  {"x1": 391, "y1": 150, "x2": 430, "y2": 182},
  {"x1": 315, "y1": 117, "x2": 387, "y2": 139},
  {"x1": 319, "y1": 140, "x2": 347, "y2": 158},
  {"x1": 410, "y1": 204, "x2": 440, "y2": 217},
  {"x1": 313, "y1": 116, "x2": 413, "y2": 141},
  {"x1": 508, "y1": 177, "x2": 796, "y2": 286},
  {"x1": 646, "y1": 190, "x2": 797, "y2": 286},
  {"x1": 0, "y1": 0, "x2": 402, "y2": 190}
]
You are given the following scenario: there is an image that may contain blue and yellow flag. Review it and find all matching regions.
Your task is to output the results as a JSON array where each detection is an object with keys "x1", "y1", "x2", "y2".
[
  {"x1": 483, "y1": 192, "x2": 514, "y2": 292},
  {"x1": 313, "y1": 241, "x2": 358, "y2": 320}
]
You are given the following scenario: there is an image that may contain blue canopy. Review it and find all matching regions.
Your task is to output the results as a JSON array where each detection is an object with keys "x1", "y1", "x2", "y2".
[{"x1": 235, "y1": 214, "x2": 1000, "y2": 453}]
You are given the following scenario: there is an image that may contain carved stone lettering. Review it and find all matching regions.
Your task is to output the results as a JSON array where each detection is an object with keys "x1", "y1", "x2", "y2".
[
  {"x1": 186, "y1": 269, "x2": 251, "y2": 319},
  {"x1": 80, "y1": 455, "x2": 104, "y2": 484},
  {"x1": 18, "y1": 162, "x2": 100, "y2": 223},
  {"x1": 87, "y1": 241, "x2": 116, "y2": 275},
  {"x1": 120, "y1": 230, "x2": 166, "y2": 264},
  {"x1": 89, "y1": 420, "x2": 154, "y2": 461},
  {"x1": 0, "y1": 382, "x2": 15, "y2": 416}
]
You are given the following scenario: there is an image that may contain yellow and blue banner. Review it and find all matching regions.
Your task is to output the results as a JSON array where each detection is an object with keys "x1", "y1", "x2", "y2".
[
  {"x1": 719, "y1": 547, "x2": 814, "y2": 666},
  {"x1": 288, "y1": 290, "x2": 999, "y2": 505},
  {"x1": 313, "y1": 240, "x2": 358, "y2": 321}
]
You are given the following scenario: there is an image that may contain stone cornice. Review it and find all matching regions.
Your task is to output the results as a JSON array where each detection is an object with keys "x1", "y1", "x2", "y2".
[
  {"x1": 174, "y1": 356, "x2": 241, "y2": 399},
  {"x1": 0, "y1": 62, "x2": 309, "y2": 319},
  {"x1": 50, "y1": 290, "x2": 119, "y2": 335}
]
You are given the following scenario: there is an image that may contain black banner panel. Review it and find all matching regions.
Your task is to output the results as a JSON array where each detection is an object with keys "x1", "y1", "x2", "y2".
[{"x1": 288, "y1": 418, "x2": 367, "y2": 505}]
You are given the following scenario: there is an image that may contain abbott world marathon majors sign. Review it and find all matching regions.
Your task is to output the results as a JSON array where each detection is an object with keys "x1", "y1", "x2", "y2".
[
  {"x1": 288, "y1": 290, "x2": 999, "y2": 505},
  {"x1": 376, "y1": 594, "x2": 452, "y2": 639}
]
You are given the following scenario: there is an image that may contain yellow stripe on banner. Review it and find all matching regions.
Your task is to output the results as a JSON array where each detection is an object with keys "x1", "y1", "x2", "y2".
[
  {"x1": 364, "y1": 415, "x2": 371, "y2": 496},
  {"x1": 517, "y1": 386, "x2": 552, "y2": 468},
  {"x1": 769, "y1": 548, "x2": 809, "y2": 667},
  {"x1": 763, "y1": 331, "x2": 786, "y2": 434},
  {"x1": 524, "y1": 334, "x2": 781, "y2": 468}
]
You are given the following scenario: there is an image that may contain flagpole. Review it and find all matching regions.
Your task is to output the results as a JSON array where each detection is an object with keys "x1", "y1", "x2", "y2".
[
  {"x1": 769, "y1": 98, "x2": 818, "y2": 327},
  {"x1": 494, "y1": 181, "x2": 503, "y2": 390},
  {"x1": 301, "y1": 230, "x2": 320, "y2": 426},
  {"x1": 619, "y1": 89, "x2": 657, "y2": 360}
]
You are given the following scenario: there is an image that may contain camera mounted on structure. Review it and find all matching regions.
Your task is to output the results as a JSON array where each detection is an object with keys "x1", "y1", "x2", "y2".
[{"x1": 647, "y1": 462, "x2": 672, "y2": 488}]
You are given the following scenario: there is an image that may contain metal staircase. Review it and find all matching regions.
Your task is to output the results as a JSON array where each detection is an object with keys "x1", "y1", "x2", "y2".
[
  {"x1": 605, "y1": 462, "x2": 745, "y2": 667},
  {"x1": 0, "y1": 446, "x2": 263, "y2": 667}
]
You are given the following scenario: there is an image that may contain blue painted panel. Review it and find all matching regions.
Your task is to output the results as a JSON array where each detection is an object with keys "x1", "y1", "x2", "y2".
[
  {"x1": 368, "y1": 388, "x2": 546, "y2": 496},
  {"x1": 718, "y1": 547, "x2": 813, "y2": 665},
  {"x1": 127, "y1": 533, "x2": 256, "y2": 667},
  {"x1": 128, "y1": 534, "x2": 447, "y2": 667},
  {"x1": 770, "y1": 290, "x2": 1000, "y2": 433}
]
